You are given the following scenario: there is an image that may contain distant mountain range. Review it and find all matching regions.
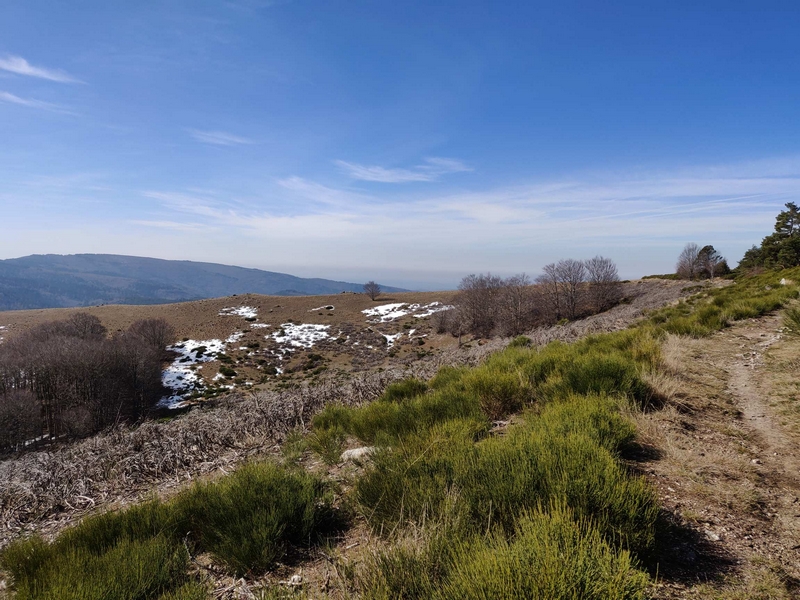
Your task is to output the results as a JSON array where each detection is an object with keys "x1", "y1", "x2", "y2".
[{"x1": 0, "y1": 254, "x2": 408, "y2": 311}]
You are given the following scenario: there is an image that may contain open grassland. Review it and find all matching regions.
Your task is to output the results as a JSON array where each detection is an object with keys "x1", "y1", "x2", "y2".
[{"x1": 5, "y1": 272, "x2": 798, "y2": 598}]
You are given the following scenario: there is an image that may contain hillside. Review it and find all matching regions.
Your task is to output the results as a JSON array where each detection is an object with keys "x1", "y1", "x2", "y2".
[
  {"x1": 7, "y1": 275, "x2": 800, "y2": 599},
  {"x1": 0, "y1": 254, "x2": 408, "y2": 311}
]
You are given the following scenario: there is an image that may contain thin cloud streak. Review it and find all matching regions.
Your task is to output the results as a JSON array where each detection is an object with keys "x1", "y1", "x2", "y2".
[
  {"x1": 0, "y1": 91, "x2": 72, "y2": 113},
  {"x1": 335, "y1": 157, "x2": 471, "y2": 183},
  {"x1": 0, "y1": 55, "x2": 81, "y2": 83},
  {"x1": 188, "y1": 129, "x2": 255, "y2": 146}
]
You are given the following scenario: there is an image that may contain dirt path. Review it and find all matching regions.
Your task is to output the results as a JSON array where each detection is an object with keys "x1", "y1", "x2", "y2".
[{"x1": 642, "y1": 314, "x2": 800, "y2": 598}]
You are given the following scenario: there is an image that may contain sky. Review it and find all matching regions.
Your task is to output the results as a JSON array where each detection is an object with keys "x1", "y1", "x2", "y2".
[{"x1": 1, "y1": 1, "x2": 800, "y2": 290}]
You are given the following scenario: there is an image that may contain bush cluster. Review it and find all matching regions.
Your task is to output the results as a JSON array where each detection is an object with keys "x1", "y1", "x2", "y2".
[{"x1": 1, "y1": 461, "x2": 335, "y2": 598}]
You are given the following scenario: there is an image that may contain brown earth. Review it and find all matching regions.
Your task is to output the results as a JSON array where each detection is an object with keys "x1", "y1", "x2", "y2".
[{"x1": 634, "y1": 314, "x2": 800, "y2": 598}]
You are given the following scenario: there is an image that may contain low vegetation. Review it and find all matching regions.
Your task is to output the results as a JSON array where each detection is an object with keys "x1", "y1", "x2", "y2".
[
  {"x1": 1, "y1": 462, "x2": 334, "y2": 598},
  {"x1": 3, "y1": 264, "x2": 799, "y2": 598}
]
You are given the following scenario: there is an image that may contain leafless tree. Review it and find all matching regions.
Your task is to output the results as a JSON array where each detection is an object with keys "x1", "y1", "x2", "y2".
[
  {"x1": 0, "y1": 314, "x2": 167, "y2": 444},
  {"x1": 536, "y1": 263, "x2": 563, "y2": 321},
  {"x1": 555, "y1": 259, "x2": 586, "y2": 320},
  {"x1": 0, "y1": 390, "x2": 40, "y2": 451},
  {"x1": 496, "y1": 274, "x2": 538, "y2": 336},
  {"x1": 585, "y1": 256, "x2": 622, "y2": 311},
  {"x1": 128, "y1": 318, "x2": 176, "y2": 353},
  {"x1": 676, "y1": 243, "x2": 701, "y2": 280},
  {"x1": 456, "y1": 273, "x2": 505, "y2": 337},
  {"x1": 363, "y1": 281, "x2": 381, "y2": 301}
]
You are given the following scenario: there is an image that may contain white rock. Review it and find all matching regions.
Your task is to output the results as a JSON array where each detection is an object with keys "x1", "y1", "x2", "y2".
[{"x1": 341, "y1": 446, "x2": 375, "y2": 462}]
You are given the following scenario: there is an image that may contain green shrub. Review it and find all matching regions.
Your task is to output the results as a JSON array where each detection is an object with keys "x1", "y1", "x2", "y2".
[
  {"x1": 784, "y1": 306, "x2": 800, "y2": 334},
  {"x1": 361, "y1": 507, "x2": 649, "y2": 600},
  {"x1": 437, "y1": 507, "x2": 649, "y2": 600},
  {"x1": 3, "y1": 535, "x2": 191, "y2": 600},
  {"x1": 464, "y1": 366, "x2": 529, "y2": 419},
  {"x1": 381, "y1": 378, "x2": 428, "y2": 402},
  {"x1": 356, "y1": 397, "x2": 658, "y2": 555},
  {"x1": 157, "y1": 581, "x2": 209, "y2": 600},
  {"x1": 508, "y1": 335, "x2": 532, "y2": 348},
  {"x1": 308, "y1": 425, "x2": 347, "y2": 465},
  {"x1": 355, "y1": 419, "x2": 484, "y2": 530},
  {"x1": 429, "y1": 366, "x2": 469, "y2": 390},
  {"x1": 175, "y1": 462, "x2": 334, "y2": 576}
]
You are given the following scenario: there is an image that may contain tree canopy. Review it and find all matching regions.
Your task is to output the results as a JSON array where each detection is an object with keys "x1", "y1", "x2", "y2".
[{"x1": 739, "y1": 202, "x2": 800, "y2": 270}]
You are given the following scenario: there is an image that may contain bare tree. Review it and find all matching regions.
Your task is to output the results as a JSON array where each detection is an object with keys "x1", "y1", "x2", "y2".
[
  {"x1": 555, "y1": 259, "x2": 586, "y2": 320},
  {"x1": 455, "y1": 273, "x2": 505, "y2": 337},
  {"x1": 536, "y1": 263, "x2": 563, "y2": 321},
  {"x1": 497, "y1": 274, "x2": 538, "y2": 336},
  {"x1": 363, "y1": 281, "x2": 382, "y2": 301},
  {"x1": 676, "y1": 243, "x2": 701, "y2": 280},
  {"x1": 128, "y1": 318, "x2": 176, "y2": 353},
  {"x1": 585, "y1": 256, "x2": 622, "y2": 311},
  {"x1": 0, "y1": 390, "x2": 40, "y2": 451}
]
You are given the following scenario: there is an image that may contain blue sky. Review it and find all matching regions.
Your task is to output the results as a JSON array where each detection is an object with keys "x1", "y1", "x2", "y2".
[{"x1": 1, "y1": 1, "x2": 800, "y2": 289}]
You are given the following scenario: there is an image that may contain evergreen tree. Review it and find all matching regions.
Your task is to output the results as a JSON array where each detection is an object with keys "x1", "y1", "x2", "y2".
[{"x1": 738, "y1": 203, "x2": 800, "y2": 269}]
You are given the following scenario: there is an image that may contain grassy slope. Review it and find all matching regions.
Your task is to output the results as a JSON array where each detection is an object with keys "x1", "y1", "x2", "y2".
[{"x1": 2, "y1": 270, "x2": 798, "y2": 599}]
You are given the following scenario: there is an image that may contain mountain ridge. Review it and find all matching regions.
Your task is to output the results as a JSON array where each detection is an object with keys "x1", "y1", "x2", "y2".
[{"x1": 0, "y1": 254, "x2": 408, "y2": 311}]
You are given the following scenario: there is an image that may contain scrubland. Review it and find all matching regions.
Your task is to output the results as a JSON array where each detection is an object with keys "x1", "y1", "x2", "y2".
[{"x1": 2, "y1": 272, "x2": 799, "y2": 599}]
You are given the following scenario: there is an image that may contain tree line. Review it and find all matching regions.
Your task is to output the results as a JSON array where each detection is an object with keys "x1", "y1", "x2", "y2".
[
  {"x1": 0, "y1": 314, "x2": 174, "y2": 451},
  {"x1": 437, "y1": 256, "x2": 623, "y2": 339}
]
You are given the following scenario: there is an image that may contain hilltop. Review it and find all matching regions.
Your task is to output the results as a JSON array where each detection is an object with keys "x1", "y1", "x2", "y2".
[{"x1": 0, "y1": 254, "x2": 409, "y2": 311}]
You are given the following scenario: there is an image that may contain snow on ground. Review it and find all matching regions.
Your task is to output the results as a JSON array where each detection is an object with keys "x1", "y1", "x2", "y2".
[
  {"x1": 310, "y1": 305, "x2": 335, "y2": 311},
  {"x1": 0, "y1": 325, "x2": 6, "y2": 343},
  {"x1": 362, "y1": 302, "x2": 454, "y2": 322},
  {"x1": 226, "y1": 331, "x2": 245, "y2": 343},
  {"x1": 412, "y1": 301, "x2": 454, "y2": 318},
  {"x1": 250, "y1": 323, "x2": 270, "y2": 328},
  {"x1": 158, "y1": 338, "x2": 229, "y2": 409},
  {"x1": 219, "y1": 306, "x2": 258, "y2": 319},
  {"x1": 382, "y1": 332, "x2": 403, "y2": 348},
  {"x1": 271, "y1": 323, "x2": 330, "y2": 349}
]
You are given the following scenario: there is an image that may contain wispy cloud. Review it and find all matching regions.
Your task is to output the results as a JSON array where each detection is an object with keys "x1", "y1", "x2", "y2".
[
  {"x1": 0, "y1": 90, "x2": 72, "y2": 113},
  {"x1": 335, "y1": 156, "x2": 471, "y2": 183},
  {"x1": 135, "y1": 155, "x2": 800, "y2": 280},
  {"x1": 188, "y1": 129, "x2": 255, "y2": 146},
  {"x1": 0, "y1": 55, "x2": 81, "y2": 83},
  {"x1": 130, "y1": 220, "x2": 210, "y2": 232}
]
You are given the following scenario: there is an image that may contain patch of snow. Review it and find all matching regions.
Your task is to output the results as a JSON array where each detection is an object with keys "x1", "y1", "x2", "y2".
[
  {"x1": 362, "y1": 303, "x2": 409, "y2": 322},
  {"x1": 250, "y1": 323, "x2": 270, "y2": 329},
  {"x1": 226, "y1": 331, "x2": 245, "y2": 343},
  {"x1": 310, "y1": 305, "x2": 335, "y2": 311},
  {"x1": 157, "y1": 334, "x2": 251, "y2": 409},
  {"x1": 363, "y1": 302, "x2": 455, "y2": 322},
  {"x1": 412, "y1": 301, "x2": 454, "y2": 318},
  {"x1": 408, "y1": 329, "x2": 416, "y2": 336},
  {"x1": 219, "y1": 306, "x2": 258, "y2": 319},
  {"x1": 271, "y1": 323, "x2": 331, "y2": 349},
  {"x1": 382, "y1": 332, "x2": 403, "y2": 348}
]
